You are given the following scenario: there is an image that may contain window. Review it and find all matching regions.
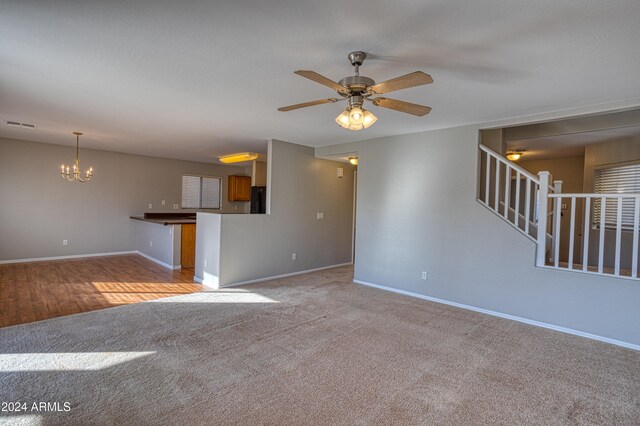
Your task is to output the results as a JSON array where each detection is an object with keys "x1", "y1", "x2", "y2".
[
  {"x1": 593, "y1": 163, "x2": 640, "y2": 230},
  {"x1": 181, "y1": 175, "x2": 222, "y2": 209}
]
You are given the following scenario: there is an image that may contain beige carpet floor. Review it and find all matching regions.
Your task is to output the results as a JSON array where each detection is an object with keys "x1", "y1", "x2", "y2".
[{"x1": 1, "y1": 265, "x2": 639, "y2": 425}]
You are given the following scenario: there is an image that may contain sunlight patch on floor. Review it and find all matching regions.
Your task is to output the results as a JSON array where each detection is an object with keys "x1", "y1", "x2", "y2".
[
  {"x1": 149, "y1": 289, "x2": 279, "y2": 304},
  {"x1": 92, "y1": 282, "x2": 201, "y2": 293},
  {"x1": 0, "y1": 352, "x2": 155, "y2": 372},
  {"x1": 0, "y1": 414, "x2": 41, "y2": 426}
]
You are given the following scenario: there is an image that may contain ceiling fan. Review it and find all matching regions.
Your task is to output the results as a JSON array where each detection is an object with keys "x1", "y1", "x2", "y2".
[{"x1": 278, "y1": 51, "x2": 433, "y2": 131}]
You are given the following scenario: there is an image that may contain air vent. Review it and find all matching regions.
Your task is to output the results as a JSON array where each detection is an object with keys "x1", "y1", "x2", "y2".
[{"x1": 6, "y1": 121, "x2": 36, "y2": 129}]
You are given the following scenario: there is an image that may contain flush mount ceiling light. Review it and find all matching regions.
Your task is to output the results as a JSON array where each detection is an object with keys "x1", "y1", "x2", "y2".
[
  {"x1": 348, "y1": 157, "x2": 358, "y2": 165},
  {"x1": 61, "y1": 132, "x2": 93, "y2": 182},
  {"x1": 218, "y1": 152, "x2": 259, "y2": 164},
  {"x1": 506, "y1": 150, "x2": 525, "y2": 161},
  {"x1": 278, "y1": 51, "x2": 432, "y2": 131}
]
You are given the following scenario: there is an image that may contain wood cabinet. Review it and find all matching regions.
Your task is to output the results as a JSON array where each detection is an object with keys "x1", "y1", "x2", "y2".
[
  {"x1": 181, "y1": 224, "x2": 196, "y2": 268},
  {"x1": 228, "y1": 175, "x2": 251, "y2": 202}
]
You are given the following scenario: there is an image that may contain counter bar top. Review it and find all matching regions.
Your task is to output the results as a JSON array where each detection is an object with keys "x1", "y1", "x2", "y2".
[
  {"x1": 130, "y1": 212, "x2": 197, "y2": 226},
  {"x1": 130, "y1": 216, "x2": 196, "y2": 225}
]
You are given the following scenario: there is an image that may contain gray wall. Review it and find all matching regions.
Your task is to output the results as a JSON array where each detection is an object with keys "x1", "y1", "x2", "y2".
[
  {"x1": 317, "y1": 125, "x2": 640, "y2": 347},
  {"x1": 134, "y1": 221, "x2": 181, "y2": 268},
  {"x1": 195, "y1": 139, "x2": 355, "y2": 286},
  {"x1": 0, "y1": 137, "x2": 250, "y2": 261}
]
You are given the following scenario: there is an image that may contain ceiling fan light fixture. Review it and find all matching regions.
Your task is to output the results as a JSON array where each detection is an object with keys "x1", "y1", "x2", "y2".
[
  {"x1": 349, "y1": 106, "x2": 364, "y2": 125},
  {"x1": 362, "y1": 110, "x2": 377, "y2": 129},
  {"x1": 335, "y1": 110, "x2": 351, "y2": 129},
  {"x1": 218, "y1": 152, "x2": 259, "y2": 164}
]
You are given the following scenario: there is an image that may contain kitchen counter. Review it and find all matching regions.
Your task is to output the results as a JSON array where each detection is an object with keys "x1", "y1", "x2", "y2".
[
  {"x1": 130, "y1": 216, "x2": 196, "y2": 225},
  {"x1": 130, "y1": 212, "x2": 197, "y2": 226}
]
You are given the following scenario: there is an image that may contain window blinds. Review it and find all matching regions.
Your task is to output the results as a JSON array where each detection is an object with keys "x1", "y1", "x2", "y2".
[
  {"x1": 593, "y1": 163, "x2": 640, "y2": 230},
  {"x1": 201, "y1": 177, "x2": 221, "y2": 209},
  {"x1": 181, "y1": 175, "x2": 201, "y2": 209},
  {"x1": 181, "y1": 175, "x2": 221, "y2": 209}
]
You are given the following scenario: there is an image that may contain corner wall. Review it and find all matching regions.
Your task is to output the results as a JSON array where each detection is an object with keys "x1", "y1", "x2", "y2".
[
  {"x1": 195, "y1": 139, "x2": 355, "y2": 286},
  {"x1": 317, "y1": 124, "x2": 640, "y2": 347}
]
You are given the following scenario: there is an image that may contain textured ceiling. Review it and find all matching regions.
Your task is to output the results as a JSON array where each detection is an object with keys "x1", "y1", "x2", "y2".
[
  {"x1": 1, "y1": 0, "x2": 640, "y2": 163},
  {"x1": 507, "y1": 125, "x2": 640, "y2": 161}
]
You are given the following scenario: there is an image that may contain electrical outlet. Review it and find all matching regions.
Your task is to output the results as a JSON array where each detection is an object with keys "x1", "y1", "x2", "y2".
[
  {"x1": 234, "y1": 205, "x2": 238, "y2": 211},
  {"x1": 162, "y1": 200, "x2": 166, "y2": 206},
  {"x1": 62, "y1": 239, "x2": 68, "y2": 246},
  {"x1": 204, "y1": 259, "x2": 208, "y2": 267},
  {"x1": 148, "y1": 203, "x2": 153, "y2": 209},
  {"x1": 292, "y1": 253, "x2": 297, "y2": 261},
  {"x1": 149, "y1": 241, "x2": 153, "y2": 247},
  {"x1": 421, "y1": 271, "x2": 428, "y2": 280},
  {"x1": 561, "y1": 203, "x2": 567, "y2": 210},
  {"x1": 316, "y1": 212, "x2": 324, "y2": 220},
  {"x1": 173, "y1": 204, "x2": 179, "y2": 210}
]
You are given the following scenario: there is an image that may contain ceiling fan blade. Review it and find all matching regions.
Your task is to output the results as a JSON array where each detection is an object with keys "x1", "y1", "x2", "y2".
[
  {"x1": 294, "y1": 70, "x2": 348, "y2": 93},
  {"x1": 278, "y1": 98, "x2": 339, "y2": 112},
  {"x1": 371, "y1": 98, "x2": 432, "y2": 116},
  {"x1": 367, "y1": 71, "x2": 433, "y2": 95}
]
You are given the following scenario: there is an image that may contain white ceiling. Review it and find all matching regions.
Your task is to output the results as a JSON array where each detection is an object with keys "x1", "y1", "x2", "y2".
[
  {"x1": 2, "y1": 0, "x2": 640, "y2": 163},
  {"x1": 506, "y1": 125, "x2": 640, "y2": 161}
]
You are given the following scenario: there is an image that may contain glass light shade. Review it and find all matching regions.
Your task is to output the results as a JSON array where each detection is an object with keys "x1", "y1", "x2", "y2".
[
  {"x1": 348, "y1": 157, "x2": 358, "y2": 165},
  {"x1": 348, "y1": 122, "x2": 364, "y2": 131},
  {"x1": 349, "y1": 106, "x2": 364, "y2": 125},
  {"x1": 335, "y1": 110, "x2": 351, "y2": 129},
  {"x1": 506, "y1": 152, "x2": 522, "y2": 161},
  {"x1": 362, "y1": 110, "x2": 377, "y2": 129},
  {"x1": 219, "y1": 152, "x2": 260, "y2": 163}
]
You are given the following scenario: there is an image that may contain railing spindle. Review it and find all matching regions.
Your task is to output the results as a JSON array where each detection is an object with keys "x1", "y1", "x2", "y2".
[
  {"x1": 598, "y1": 197, "x2": 606, "y2": 274},
  {"x1": 525, "y1": 179, "x2": 531, "y2": 235},
  {"x1": 514, "y1": 172, "x2": 521, "y2": 228},
  {"x1": 485, "y1": 154, "x2": 491, "y2": 206},
  {"x1": 553, "y1": 196, "x2": 561, "y2": 268},
  {"x1": 504, "y1": 166, "x2": 510, "y2": 219},
  {"x1": 633, "y1": 197, "x2": 640, "y2": 278},
  {"x1": 614, "y1": 197, "x2": 623, "y2": 276},
  {"x1": 494, "y1": 160, "x2": 500, "y2": 211},
  {"x1": 568, "y1": 197, "x2": 576, "y2": 270},
  {"x1": 583, "y1": 197, "x2": 591, "y2": 272}
]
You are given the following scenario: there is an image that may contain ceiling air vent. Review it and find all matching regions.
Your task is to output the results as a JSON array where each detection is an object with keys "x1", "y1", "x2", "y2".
[{"x1": 6, "y1": 121, "x2": 36, "y2": 129}]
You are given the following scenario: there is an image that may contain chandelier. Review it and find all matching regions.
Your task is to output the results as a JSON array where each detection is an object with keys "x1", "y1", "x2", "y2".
[{"x1": 61, "y1": 132, "x2": 93, "y2": 182}]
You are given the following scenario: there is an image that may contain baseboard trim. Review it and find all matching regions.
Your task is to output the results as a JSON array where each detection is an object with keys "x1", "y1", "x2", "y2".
[
  {"x1": 223, "y1": 262, "x2": 353, "y2": 288},
  {"x1": 135, "y1": 251, "x2": 181, "y2": 270},
  {"x1": 353, "y1": 279, "x2": 640, "y2": 352},
  {"x1": 0, "y1": 251, "x2": 137, "y2": 265}
]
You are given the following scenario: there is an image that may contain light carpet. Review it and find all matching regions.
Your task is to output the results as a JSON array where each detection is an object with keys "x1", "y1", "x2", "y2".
[{"x1": 1, "y1": 266, "x2": 639, "y2": 425}]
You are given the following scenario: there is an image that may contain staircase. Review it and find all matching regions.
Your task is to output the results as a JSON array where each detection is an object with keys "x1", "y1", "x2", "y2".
[{"x1": 478, "y1": 144, "x2": 640, "y2": 281}]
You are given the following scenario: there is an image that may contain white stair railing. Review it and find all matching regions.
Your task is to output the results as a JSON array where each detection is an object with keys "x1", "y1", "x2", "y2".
[
  {"x1": 478, "y1": 145, "x2": 555, "y2": 243},
  {"x1": 547, "y1": 193, "x2": 640, "y2": 279},
  {"x1": 478, "y1": 144, "x2": 640, "y2": 281}
]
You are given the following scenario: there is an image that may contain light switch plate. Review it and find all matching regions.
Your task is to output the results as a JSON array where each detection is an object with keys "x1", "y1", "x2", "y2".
[
  {"x1": 316, "y1": 212, "x2": 324, "y2": 220},
  {"x1": 337, "y1": 167, "x2": 343, "y2": 178}
]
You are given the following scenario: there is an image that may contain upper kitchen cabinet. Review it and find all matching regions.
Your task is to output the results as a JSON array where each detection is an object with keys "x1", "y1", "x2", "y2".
[{"x1": 228, "y1": 175, "x2": 251, "y2": 201}]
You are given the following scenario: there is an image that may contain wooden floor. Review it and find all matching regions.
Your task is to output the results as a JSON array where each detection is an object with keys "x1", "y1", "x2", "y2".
[{"x1": 0, "y1": 254, "x2": 202, "y2": 328}]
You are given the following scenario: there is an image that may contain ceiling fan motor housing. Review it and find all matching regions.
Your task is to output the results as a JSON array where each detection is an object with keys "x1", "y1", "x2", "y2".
[{"x1": 338, "y1": 76, "x2": 375, "y2": 94}]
